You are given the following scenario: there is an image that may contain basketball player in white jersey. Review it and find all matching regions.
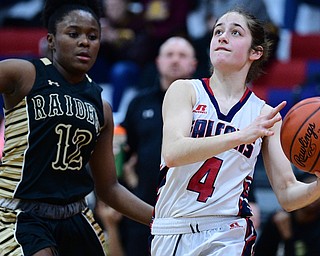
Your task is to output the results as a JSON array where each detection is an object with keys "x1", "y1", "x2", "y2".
[{"x1": 150, "y1": 8, "x2": 320, "y2": 256}]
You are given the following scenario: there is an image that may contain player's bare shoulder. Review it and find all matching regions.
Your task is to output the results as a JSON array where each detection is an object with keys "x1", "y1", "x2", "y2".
[
  {"x1": 0, "y1": 59, "x2": 36, "y2": 107},
  {"x1": 1, "y1": 59, "x2": 35, "y2": 88},
  {"x1": 165, "y1": 79, "x2": 197, "y2": 103},
  {"x1": 167, "y1": 79, "x2": 194, "y2": 92}
]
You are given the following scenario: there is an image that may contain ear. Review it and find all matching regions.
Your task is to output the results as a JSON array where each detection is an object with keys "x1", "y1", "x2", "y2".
[
  {"x1": 249, "y1": 46, "x2": 263, "y2": 61},
  {"x1": 47, "y1": 33, "x2": 55, "y2": 51}
]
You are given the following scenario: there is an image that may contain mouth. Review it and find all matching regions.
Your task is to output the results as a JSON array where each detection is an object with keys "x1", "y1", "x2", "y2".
[
  {"x1": 76, "y1": 52, "x2": 91, "y2": 62},
  {"x1": 215, "y1": 47, "x2": 230, "y2": 52}
]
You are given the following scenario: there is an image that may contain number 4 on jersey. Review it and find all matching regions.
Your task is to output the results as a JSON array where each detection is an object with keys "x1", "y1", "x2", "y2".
[{"x1": 187, "y1": 157, "x2": 223, "y2": 203}]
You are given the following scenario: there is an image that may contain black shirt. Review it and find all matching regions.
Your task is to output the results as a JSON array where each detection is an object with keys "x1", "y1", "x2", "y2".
[{"x1": 121, "y1": 84, "x2": 165, "y2": 205}]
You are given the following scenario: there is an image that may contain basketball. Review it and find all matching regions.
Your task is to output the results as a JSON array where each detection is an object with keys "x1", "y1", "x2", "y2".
[{"x1": 280, "y1": 97, "x2": 320, "y2": 174}]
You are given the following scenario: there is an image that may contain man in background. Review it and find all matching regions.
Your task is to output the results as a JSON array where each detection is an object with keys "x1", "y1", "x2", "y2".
[{"x1": 120, "y1": 36, "x2": 197, "y2": 256}]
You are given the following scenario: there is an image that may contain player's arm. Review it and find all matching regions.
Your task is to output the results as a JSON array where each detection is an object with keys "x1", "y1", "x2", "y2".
[
  {"x1": 162, "y1": 79, "x2": 242, "y2": 166},
  {"x1": 162, "y1": 80, "x2": 285, "y2": 167},
  {"x1": 89, "y1": 101, "x2": 153, "y2": 226},
  {"x1": 261, "y1": 104, "x2": 320, "y2": 212},
  {"x1": 0, "y1": 59, "x2": 35, "y2": 107}
]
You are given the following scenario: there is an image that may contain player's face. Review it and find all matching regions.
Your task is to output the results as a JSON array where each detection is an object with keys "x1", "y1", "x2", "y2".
[
  {"x1": 51, "y1": 10, "x2": 100, "y2": 77},
  {"x1": 209, "y1": 12, "x2": 253, "y2": 72},
  {"x1": 156, "y1": 39, "x2": 196, "y2": 86}
]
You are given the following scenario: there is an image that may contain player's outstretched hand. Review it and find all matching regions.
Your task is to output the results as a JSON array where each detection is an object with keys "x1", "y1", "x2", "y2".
[{"x1": 241, "y1": 101, "x2": 287, "y2": 144}]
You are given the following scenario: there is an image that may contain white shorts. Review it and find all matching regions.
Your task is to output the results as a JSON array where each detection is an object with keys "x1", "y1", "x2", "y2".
[{"x1": 150, "y1": 217, "x2": 256, "y2": 256}]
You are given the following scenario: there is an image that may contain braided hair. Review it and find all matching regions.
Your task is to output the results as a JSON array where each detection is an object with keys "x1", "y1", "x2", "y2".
[{"x1": 42, "y1": 0, "x2": 102, "y2": 34}]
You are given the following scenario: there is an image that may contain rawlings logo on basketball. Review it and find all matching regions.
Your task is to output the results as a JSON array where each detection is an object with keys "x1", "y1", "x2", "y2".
[
  {"x1": 294, "y1": 123, "x2": 318, "y2": 168},
  {"x1": 280, "y1": 97, "x2": 320, "y2": 174}
]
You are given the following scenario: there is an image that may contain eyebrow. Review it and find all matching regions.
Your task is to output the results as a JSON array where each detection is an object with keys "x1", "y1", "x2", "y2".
[
  {"x1": 214, "y1": 22, "x2": 245, "y2": 31},
  {"x1": 67, "y1": 25, "x2": 99, "y2": 31},
  {"x1": 67, "y1": 25, "x2": 80, "y2": 29}
]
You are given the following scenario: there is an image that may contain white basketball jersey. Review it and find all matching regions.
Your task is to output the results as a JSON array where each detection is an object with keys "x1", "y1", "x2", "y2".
[{"x1": 153, "y1": 78, "x2": 265, "y2": 221}]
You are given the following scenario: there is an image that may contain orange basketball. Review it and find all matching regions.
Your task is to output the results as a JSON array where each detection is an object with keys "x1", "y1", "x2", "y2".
[{"x1": 280, "y1": 97, "x2": 320, "y2": 174}]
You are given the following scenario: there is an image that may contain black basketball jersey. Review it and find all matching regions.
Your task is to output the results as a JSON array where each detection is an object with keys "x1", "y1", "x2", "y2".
[{"x1": 0, "y1": 58, "x2": 104, "y2": 204}]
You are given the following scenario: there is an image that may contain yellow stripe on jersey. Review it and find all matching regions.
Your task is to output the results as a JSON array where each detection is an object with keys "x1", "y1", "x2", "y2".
[
  {"x1": 0, "y1": 207, "x2": 23, "y2": 256},
  {"x1": 82, "y1": 207, "x2": 107, "y2": 253},
  {"x1": 40, "y1": 57, "x2": 52, "y2": 66},
  {"x1": 0, "y1": 99, "x2": 28, "y2": 198}
]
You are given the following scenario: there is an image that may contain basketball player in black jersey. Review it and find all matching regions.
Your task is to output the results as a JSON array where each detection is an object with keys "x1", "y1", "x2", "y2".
[{"x1": 0, "y1": 0, "x2": 153, "y2": 255}]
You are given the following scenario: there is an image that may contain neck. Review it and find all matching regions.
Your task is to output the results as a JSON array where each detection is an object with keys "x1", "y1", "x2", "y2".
[{"x1": 210, "y1": 72, "x2": 247, "y2": 98}]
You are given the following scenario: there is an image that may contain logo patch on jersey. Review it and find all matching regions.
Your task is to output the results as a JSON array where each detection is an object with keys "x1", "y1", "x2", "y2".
[
  {"x1": 193, "y1": 104, "x2": 207, "y2": 114},
  {"x1": 229, "y1": 222, "x2": 242, "y2": 230},
  {"x1": 142, "y1": 109, "x2": 154, "y2": 119},
  {"x1": 48, "y1": 79, "x2": 60, "y2": 87}
]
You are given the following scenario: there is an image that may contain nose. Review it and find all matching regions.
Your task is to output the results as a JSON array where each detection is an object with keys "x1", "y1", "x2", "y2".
[
  {"x1": 78, "y1": 35, "x2": 89, "y2": 47},
  {"x1": 218, "y1": 32, "x2": 228, "y2": 44},
  {"x1": 171, "y1": 54, "x2": 180, "y2": 63}
]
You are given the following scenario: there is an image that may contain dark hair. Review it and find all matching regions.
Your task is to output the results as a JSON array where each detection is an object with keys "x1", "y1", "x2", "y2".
[
  {"x1": 214, "y1": 8, "x2": 273, "y2": 83},
  {"x1": 42, "y1": 0, "x2": 102, "y2": 34}
]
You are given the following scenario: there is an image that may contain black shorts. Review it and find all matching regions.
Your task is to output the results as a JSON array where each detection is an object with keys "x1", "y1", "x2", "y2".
[{"x1": 0, "y1": 199, "x2": 107, "y2": 256}]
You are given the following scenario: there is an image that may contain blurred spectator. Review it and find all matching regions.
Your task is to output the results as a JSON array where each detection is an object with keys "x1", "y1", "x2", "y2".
[
  {"x1": 131, "y1": 0, "x2": 196, "y2": 96},
  {"x1": 136, "y1": 0, "x2": 196, "y2": 62},
  {"x1": 187, "y1": 0, "x2": 272, "y2": 40},
  {"x1": 255, "y1": 173, "x2": 320, "y2": 256},
  {"x1": 283, "y1": 0, "x2": 320, "y2": 32},
  {"x1": 88, "y1": 0, "x2": 149, "y2": 113},
  {"x1": 119, "y1": 36, "x2": 197, "y2": 256},
  {"x1": 278, "y1": 0, "x2": 320, "y2": 60},
  {"x1": 0, "y1": 0, "x2": 44, "y2": 27}
]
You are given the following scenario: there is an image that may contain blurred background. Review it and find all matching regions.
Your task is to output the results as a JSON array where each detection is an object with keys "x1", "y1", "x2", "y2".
[{"x1": 0, "y1": 0, "x2": 319, "y2": 245}]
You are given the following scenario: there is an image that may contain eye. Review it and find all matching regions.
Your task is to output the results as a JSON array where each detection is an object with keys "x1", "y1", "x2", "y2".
[
  {"x1": 214, "y1": 28, "x2": 223, "y2": 36},
  {"x1": 68, "y1": 32, "x2": 79, "y2": 38},
  {"x1": 165, "y1": 52, "x2": 173, "y2": 58},
  {"x1": 231, "y1": 30, "x2": 241, "y2": 36},
  {"x1": 179, "y1": 53, "x2": 187, "y2": 58},
  {"x1": 88, "y1": 34, "x2": 98, "y2": 41}
]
